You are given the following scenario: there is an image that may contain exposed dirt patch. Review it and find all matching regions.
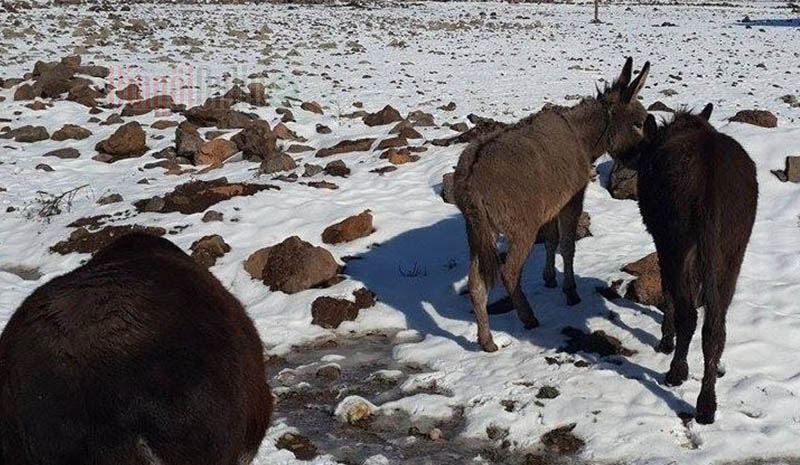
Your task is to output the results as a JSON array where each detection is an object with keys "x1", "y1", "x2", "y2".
[
  {"x1": 560, "y1": 327, "x2": 636, "y2": 358},
  {"x1": 51, "y1": 225, "x2": 166, "y2": 255}
]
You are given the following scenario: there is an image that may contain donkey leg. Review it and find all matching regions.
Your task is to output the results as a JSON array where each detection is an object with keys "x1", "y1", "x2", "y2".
[
  {"x1": 501, "y1": 237, "x2": 539, "y2": 330},
  {"x1": 540, "y1": 220, "x2": 558, "y2": 289},
  {"x1": 557, "y1": 188, "x2": 586, "y2": 306},
  {"x1": 469, "y1": 256, "x2": 497, "y2": 352},
  {"x1": 696, "y1": 308, "x2": 726, "y2": 424},
  {"x1": 665, "y1": 288, "x2": 697, "y2": 386},
  {"x1": 656, "y1": 288, "x2": 676, "y2": 354}
]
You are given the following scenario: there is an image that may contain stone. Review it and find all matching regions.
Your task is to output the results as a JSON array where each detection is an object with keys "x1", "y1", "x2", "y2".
[
  {"x1": 622, "y1": 252, "x2": 664, "y2": 307},
  {"x1": 43, "y1": 148, "x2": 80, "y2": 159},
  {"x1": 51, "y1": 124, "x2": 91, "y2": 141},
  {"x1": 97, "y1": 193, "x2": 123, "y2": 205},
  {"x1": 190, "y1": 235, "x2": 231, "y2": 268},
  {"x1": 194, "y1": 139, "x2": 238, "y2": 166},
  {"x1": 323, "y1": 160, "x2": 350, "y2": 177},
  {"x1": 232, "y1": 120, "x2": 278, "y2": 161},
  {"x1": 311, "y1": 288, "x2": 377, "y2": 329},
  {"x1": 114, "y1": 83, "x2": 142, "y2": 101},
  {"x1": 121, "y1": 95, "x2": 179, "y2": 117},
  {"x1": 321, "y1": 210, "x2": 374, "y2": 244},
  {"x1": 202, "y1": 210, "x2": 223, "y2": 222},
  {"x1": 94, "y1": 122, "x2": 148, "y2": 161},
  {"x1": 363, "y1": 105, "x2": 403, "y2": 127},
  {"x1": 260, "y1": 153, "x2": 297, "y2": 174},
  {"x1": 334, "y1": 396, "x2": 375, "y2": 425},
  {"x1": 13, "y1": 83, "x2": 35, "y2": 101},
  {"x1": 647, "y1": 101, "x2": 674, "y2": 112},
  {"x1": 729, "y1": 110, "x2": 778, "y2": 128},
  {"x1": 256, "y1": 236, "x2": 339, "y2": 294},
  {"x1": 441, "y1": 172, "x2": 455, "y2": 204},
  {"x1": 300, "y1": 101, "x2": 323, "y2": 114},
  {"x1": 0, "y1": 125, "x2": 49, "y2": 143},
  {"x1": 176, "y1": 121, "x2": 204, "y2": 158},
  {"x1": 316, "y1": 138, "x2": 375, "y2": 158}
]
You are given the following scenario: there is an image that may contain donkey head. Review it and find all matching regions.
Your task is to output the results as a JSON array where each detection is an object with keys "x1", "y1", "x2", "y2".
[{"x1": 598, "y1": 57, "x2": 650, "y2": 157}]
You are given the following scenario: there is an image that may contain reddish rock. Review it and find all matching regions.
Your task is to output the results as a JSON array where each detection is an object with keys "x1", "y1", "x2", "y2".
[
  {"x1": 0, "y1": 125, "x2": 49, "y2": 143},
  {"x1": 121, "y1": 95, "x2": 180, "y2": 117},
  {"x1": 311, "y1": 288, "x2": 377, "y2": 329},
  {"x1": 376, "y1": 136, "x2": 407, "y2": 150},
  {"x1": 232, "y1": 120, "x2": 278, "y2": 161},
  {"x1": 184, "y1": 97, "x2": 256, "y2": 128},
  {"x1": 176, "y1": 121, "x2": 204, "y2": 158},
  {"x1": 66, "y1": 83, "x2": 103, "y2": 107},
  {"x1": 248, "y1": 236, "x2": 340, "y2": 294},
  {"x1": 51, "y1": 225, "x2": 166, "y2": 255},
  {"x1": 195, "y1": 139, "x2": 238, "y2": 166},
  {"x1": 259, "y1": 154, "x2": 297, "y2": 174},
  {"x1": 115, "y1": 83, "x2": 142, "y2": 101},
  {"x1": 13, "y1": 83, "x2": 35, "y2": 101},
  {"x1": 729, "y1": 110, "x2": 777, "y2": 128},
  {"x1": 321, "y1": 211, "x2": 374, "y2": 244},
  {"x1": 95, "y1": 122, "x2": 148, "y2": 161},
  {"x1": 51, "y1": 124, "x2": 91, "y2": 141},
  {"x1": 622, "y1": 252, "x2": 664, "y2": 307},
  {"x1": 316, "y1": 138, "x2": 375, "y2": 158},
  {"x1": 151, "y1": 120, "x2": 179, "y2": 130},
  {"x1": 190, "y1": 235, "x2": 231, "y2": 268},
  {"x1": 363, "y1": 105, "x2": 403, "y2": 127},
  {"x1": 43, "y1": 148, "x2": 80, "y2": 159},
  {"x1": 323, "y1": 160, "x2": 350, "y2": 177},
  {"x1": 300, "y1": 101, "x2": 323, "y2": 114}
]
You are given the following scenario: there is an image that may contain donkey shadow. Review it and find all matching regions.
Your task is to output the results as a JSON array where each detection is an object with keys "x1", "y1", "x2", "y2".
[
  {"x1": 735, "y1": 18, "x2": 800, "y2": 28},
  {"x1": 347, "y1": 214, "x2": 693, "y2": 416}
]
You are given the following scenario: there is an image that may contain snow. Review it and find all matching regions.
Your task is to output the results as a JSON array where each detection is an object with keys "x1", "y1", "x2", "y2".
[{"x1": 1, "y1": 0, "x2": 800, "y2": 464}]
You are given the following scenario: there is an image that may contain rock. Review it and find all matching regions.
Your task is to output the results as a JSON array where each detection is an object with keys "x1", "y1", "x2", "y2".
[
  {"x1": 311, "y1": 288, "x2": 376, "y2": 329},
  {"x1": 286, "y1": 144, "x2": 314, "y2": 154},
  {"x1": 43, "y1": 148, "x2": 80, "y2": 159},
  {"x1": 260, "y1": 153, "x2": 297, "y2": 174},
  {"x1": 0, "y1": 125, "x2": 49, "y2": 143},
  {"x1": 303, "y1": 163, "x2": 324, "y2": 177},
  {"x1": 114, "y1": 83, "x2": 142, "y2": 101},
  {"x1": 35, "y1": 163, "x2": 54, "y2": 172},
  {"x1": 276, "y1": 107, "x2": 295, "y2": 123},
  {"x1": 729, "y1": 110, "x2": 778, "y2": 128},
  {"x1": 307, "y1": 181, "x2": 339, "y2": 190},
  {"x1": 97, "y1": 193, "x2": 123, "y2": 205},
  {"x1": 133, "y1": 178, "x2": 277, "y2": 214},
  {"x1": 223, "y1": 85, "x2": 249, "y2": 104},
  {"x1": 621, "y1": 252, "x2": 663, "y2": 307},
  {"x1": 440, "y1": 172, "x2": 455, "y2": 204},
  {"x1": 316, "y1": 138, "x2": 375, "y2": 158},
  {"x1": 121, "y1": 95, "x2": 180, "y2": 117},
  {"x1": 779, "y1": 156, "x2": 800, "y2": 183},
  {"x1": 141, "y1": 196, "x2": 165, "y2": 212},
  {"x1": 383, "y1": 148, "x2": 419, "y2": 165},
  {"x1": 190, "y1": 235, "x2": 231, "y2": 268},
  {"x1": 231, "y1": 120, "x2": 278, "y2": 161},
  {"x1": 247, "y1": 82, "x2": 267, "y2": 105},
  {"x1": 608, "y1": 160, "x2": 638, "y2": 200},
  {"x1": 407, "y1": 110, "x2": 435, "y2": 127},
  {"x1": 576, "y1": 212, "x2": 592, "y2": 240},
  {"x1": 151, "y1": 120, "x2": 179, "y2": 130},
  {"x1": 323, "y1": 160, "x2": 350, "y2": 177},
  {"x1": 51, "y1": 225, "x2": 167, "y2": 255},
  {"x1": 272, "y1": 122, "x2": 299, "y2": 141},
  {"x1": 35, "y1": 63, "x2": 75, "y2": 98},
  {"x1": 184, "y1": 98, "x2": 256, "y2": 128},
  {"x1": 363, "y1": 105, "x2": 403, "y2": 127},
  {"x1": 647, "y1": 101, "x2": 674, "y2": 112},
  {"x1": 13, "y1": 83, "x2": 35, "y2": 101},
  {"x1": 432, "y1": 114, "x2": 507, "y2": 147},
  {"x1": 541, "y1": 424, "x2": 585, "y2": 455},
  {"x1": 51, "y1": 124, "x2": 91, "y2": 141},
  {"x1": 66, "y1": 83, "x2": 103, "y2": 107},
  {"x1": 449, "y1": 122, "x2": 469, "y2": 132},
  {"x1": 194, "y1": 139, "x2": 238, "y2": 166},
  {"x1": 334, "y1": 396, "x2": 375, "y2": 426},
  {"x1": 95, "y1": 122, "x2": 148, "y2": 161},
  {"x1": 389, "y1": 121, "x2": 423, "y2": 139},
  {"x1": 321, "y1": 210, "x2": 374, "y2": 244},
  {"x1": 316, "y1": 123, "x2": 332, "y2": 134},
  {"x1": 376, "y1": 136, "x2": 407, "y2": 150},
  {"x1": 202, "y1": 210, "x2": 224, "y2": 222},
  {"x1": 275, "y1": 433, "x2": 317, "y2": 461},
  {"x1": 26, "y1": 101, "x2": 47, "y2": 111},
  {"x1": 439, "y1": 101, "x2": 457, "y2": 111},
  {"x1": 536, "y1": 386, "x2": 560, "y2": 400},
  {"x1": 100, "y1": 114, "x2": 124, "y2": 126},
  {"x1": 300, "y1": 101, "x2": 323, "y2": 114},
  {"x1": 176, "y1": 121, "x2": 204, "y2": 158},
  {"x1": 255, "y1": 236, "x2": 339, "y2": 294}
]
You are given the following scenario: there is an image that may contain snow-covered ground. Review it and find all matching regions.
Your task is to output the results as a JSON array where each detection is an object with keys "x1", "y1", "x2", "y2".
[{"x1": 1, "y1": 1, "x2": 799, "y2": 464}]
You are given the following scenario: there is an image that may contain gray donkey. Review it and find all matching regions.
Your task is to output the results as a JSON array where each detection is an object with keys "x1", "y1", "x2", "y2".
[{"x1": 454, "y1": 57, "x2": 650, "y2": 352}]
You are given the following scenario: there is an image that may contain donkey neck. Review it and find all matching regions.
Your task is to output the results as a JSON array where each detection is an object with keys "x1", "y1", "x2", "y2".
[{"x1": 562, "y1": 98, "x2": 610, "y2": 160}]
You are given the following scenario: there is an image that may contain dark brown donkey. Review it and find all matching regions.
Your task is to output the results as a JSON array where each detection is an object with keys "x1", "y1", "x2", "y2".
[
  {"x1": 0, "y1": 233, "x2": 272, "y2": 465},
  {"x1": 635, "y1": 105, "x2": 757, "y2": 424},
  {"x1": 454, "y1": 57, "x2": 651, "y2": 352}
]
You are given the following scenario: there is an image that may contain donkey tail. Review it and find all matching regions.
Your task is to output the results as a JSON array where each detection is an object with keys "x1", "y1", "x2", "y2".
[
  {"x1": 464, "y1": 199, "x2": 499, "y2": 290},
  {"x1": 697, "y1": 172, "x2": 736, "y2": 323}
]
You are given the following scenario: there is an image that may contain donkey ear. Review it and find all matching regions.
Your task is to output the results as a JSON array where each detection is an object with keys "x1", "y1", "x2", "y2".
[
  {"x1": 644, "y1": 114, "x2": 658, "y2": 141},
  {"x1": 617, "y1": 57, "x2": 634, "y2": 89},
  {"x1": 623, "y1": 61, "x2": 650, "y2": 104},
  {"x1": 700, "y1": 103, "x2": 713, "y2": 120}
]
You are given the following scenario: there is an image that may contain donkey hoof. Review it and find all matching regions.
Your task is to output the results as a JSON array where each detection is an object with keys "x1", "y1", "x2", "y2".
[
  {"x1": 656, "y1": 339, "x2": 675, "y2": 354},
  {"x1": 565, "y1": 291, "x2": 581, "y2": 306},
  {"x1": 695, "y1": 408, "x2": 716, "y2": 425},
  {"x1": 480, "y1": 341, "x2": 499, "y2": 353},
  {"x1": 543, "y1": 278, "x2": 558, "y2": 289},
  {"x1": 522, "y1": 316, "x2": 540, "y2": 330},
  {"x1": 665, "y1": 366, "x2": 688, "y2": 387}
]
